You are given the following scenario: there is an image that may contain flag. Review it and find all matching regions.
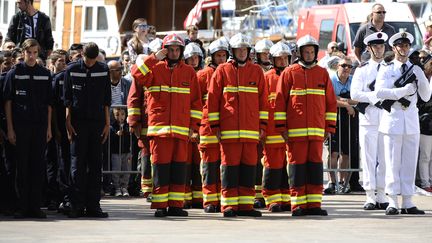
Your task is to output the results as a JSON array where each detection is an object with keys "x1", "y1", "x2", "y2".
[{"x1": 183, "y1": 0, "x2": 220, "y2": 29}]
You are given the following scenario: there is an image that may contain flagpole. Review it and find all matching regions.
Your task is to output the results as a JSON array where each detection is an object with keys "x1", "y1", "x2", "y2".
[{"x1": 172, "y1": 0, "x2": 176, "y2": 30}]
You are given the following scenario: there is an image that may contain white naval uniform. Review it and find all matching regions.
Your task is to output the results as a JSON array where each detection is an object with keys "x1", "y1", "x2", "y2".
[
  {"x1": 351, "y1": 59, "x2": 386, "y2": 197},
  {"x1": 375, "y1": 60, "x2": 432, "y2": 197}
]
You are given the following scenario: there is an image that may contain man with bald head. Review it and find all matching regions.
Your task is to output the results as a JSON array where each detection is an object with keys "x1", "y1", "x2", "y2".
[
  {"x1": 108, "y1": 60, "x2": 130, "y2": 105},
  {"x1": 353, "y1": 3, "x2": 395, "y2": 62}
]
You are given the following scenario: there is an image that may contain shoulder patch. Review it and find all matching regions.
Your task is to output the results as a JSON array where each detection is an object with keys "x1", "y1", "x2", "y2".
[{"x1": 358, "y1": 61, "x2": 368, "y2": 68}]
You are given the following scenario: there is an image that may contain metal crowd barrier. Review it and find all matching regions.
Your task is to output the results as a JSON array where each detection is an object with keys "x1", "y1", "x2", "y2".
[
  {"x1": 102, "y1": 104, "x2": 143, "y2": 176},
  {"x1": 323, "y1": 106, "x2": 362, "y2": 194}
]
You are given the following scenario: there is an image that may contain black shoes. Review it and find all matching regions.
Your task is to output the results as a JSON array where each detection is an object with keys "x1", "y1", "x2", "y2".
[
  {"x1": 375, "y1": 202, "x2": 389, "y2": 210},
  {"x1": 350, "y1": 184, "x2": 365, "y2": 192},
  {"x1": 14, "y1": 209, "x2": 47, "y2": 219},
  {"x1": 253, "y1": 199, "x2": 266, "y2": 209},
  {"x1": 237, "y1": 209, "x2": 262, "y2": 217},
  {"x1": 154, "y1": 208, "x2": 168, "y2": 217},
  {"x1": 363, "y1": 203, "x2": 376, "y2": 210},
  {"x1": 281, "y1": 204, "x2": 291, "y2": 212},
  {"x1": 401, "y1": 207, "x2": 425, "y2": 215},
  {"x1": 85, "y1": 208, "x2": 109, "y2": 218},
  {"x1": 167, "y1": 207, "x2": 188, "y2": 216},
  {"x1": 269, "y1": 204, "x2": 282, "y2": 212},
  {"x1": 204, "y1": 204, "x2": 217, "y2": 213},
  {"x1": 68, "y1": 207, "x2": 85, "y2": 218},
  {"x1": 385, "y1": 207, "x2": 399, "y2": 215},
  {"x1": 223, "y1": 208, "x2": 237, "y2": 217},
  {"x1": 307, "y1": 207, "x2": 328, "y2": 216},
  {"x1": 323, "y1": 183, "x2": 336, "y2": 194},
  {"x1": 291, "y1": 207, "x2": 307, "y2": 216}
]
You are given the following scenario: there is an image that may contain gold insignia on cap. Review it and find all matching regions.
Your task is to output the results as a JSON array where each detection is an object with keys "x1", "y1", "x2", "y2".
[{"x1": 401, "y1": 32, "x2": 407, "y2": 38}]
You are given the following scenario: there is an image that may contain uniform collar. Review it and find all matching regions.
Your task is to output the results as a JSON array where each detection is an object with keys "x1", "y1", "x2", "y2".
[{"x1": 393, "y1": 59, "x2": 412, "y2": 69}]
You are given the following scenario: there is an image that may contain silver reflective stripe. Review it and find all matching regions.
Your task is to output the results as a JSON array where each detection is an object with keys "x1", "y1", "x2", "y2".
[
  {"x1": 91, "y1": 72, "x2": 108, "y2": 77},
  {"x1": 15, "y1": 75, "x2": 30, "y2": 79},
  {"x1": 70, "y1": 72, "x2": 87, "y2": 77},
  {"x1": 59, "y1": 81, "x2": 64, "y2": 85},
  {"x1": 33, "y1": 75, "x2": 49, "y2": 80}
]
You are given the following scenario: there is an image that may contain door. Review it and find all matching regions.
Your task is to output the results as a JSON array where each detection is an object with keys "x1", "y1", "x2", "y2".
[
  {"x1": 62, "y1": 0, "x2": 72, "y2": 50},
  {"x1": 73, "y1": 5, "x2": 82, "y2": 44}
]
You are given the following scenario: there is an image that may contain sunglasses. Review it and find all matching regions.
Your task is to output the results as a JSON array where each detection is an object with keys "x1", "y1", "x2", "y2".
[
  {"x1": 339, "y1": 64, "x2": 353, "y2": 69},
  {"x1": 331, "y1": 46, "x2": 338, "y2": 50},
  {"x1": 138, "y1": 24, "x2": 149, "y2": 30},
  {"x1": 374, "y1": 11, "x2": 387, "y2": 14}
]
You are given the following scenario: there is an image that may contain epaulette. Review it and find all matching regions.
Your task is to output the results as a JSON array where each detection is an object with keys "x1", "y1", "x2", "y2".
[
  {"x1": 358, "y1": 61, "x2": 369, "y2": 68},
  {"x1": 383, "y1": 61, "x2": 394, "y2": 66}
]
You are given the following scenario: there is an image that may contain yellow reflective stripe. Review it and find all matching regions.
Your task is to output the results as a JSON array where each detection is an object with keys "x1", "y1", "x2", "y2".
[
  {"x1": 152, "y1": 193, "x2": 169, "y2": 202},
  {"x1": 325, "y1": 112, "x2": 337, "y2": 121},
  {"x1": 259, "y1": 111, "x2": 269, "y2": 120},
  {"x1": 128, "y1": 108, "x2": 141, "y2": 116},
  {"x1": 306, "y1": 88, "x2": 325, "y2": 95},
  {"x1": 264, "y1": 193, "x2": 282, "y2": 205},
  {"x1": 200, "y1": 135, "x2": 219, "y2": 144},
  {"x1": 290, "y1": 89, "x2": 325, "y2": 96},
  {"x1": 141, "y1": 187, "x2": 153, "y2": 192},
  {"x1": 169, "y1": 192, "x2": 186, "y2": 201},
  {"x1": 221, "y1": 130, "x2": 259, "y2": 140},
  {"x1": 255, "y1": 193, "x2": 264, "y2": 199},
  {"x1": 208, "y1": 112, "x2": 220, "y2": 122},
  {"x1": 203, "y1": 193, "x2": 219, "y2": 202},
  {"x1": 288, "y1": 128, "x2": 325, "y2": 138},
  {"x1": 255, "y1": 185, "x2": 262, "y2": 191},
  {"x1": 138, "y1": 63, "x2": 151, "y2": 76},
  {"x1": 221, "y1": 196, "x2": 239, "y2": 206},
  {"x1": 184, "y1": 192, "x2": 192, "y2": 200},
  {"x1": 268, "y1": 92, "x2": 276, "y2": 100},
  {"x1": 223, "y1": 86, "x2": 258, "y2": 93},
  {"x1": 147, "y1": 125, "x2": 189, "y2": 136},
  {"x1": 238, "y1": 196, "x2": 255, "y2": 205},
  {"x1": 147, "y1": 85, "x2": 190, "y2": 94},
  {"x1": 217, "y1": 193, "x2": 221, "y2": 200},
  {"x1": 141, "y1": 128, "x2": 148, "y2": 136},
  {"x1": 291, "y1": 195, "x2": 307, "y2": 205},
  {"x1": 191, "y1": 110, "x2": 203, "y2": 120},
  {"x1": 203, "y1": 94, "x2": 208, "y2": 101},
  {"x1": 281, "y1": 194, "x2": 291, "y2": 203},
  {"x1": 141, "y1": 178, "x2": 152, "y2": 184},
  {"x1": 192, "y1": 191, "x2": 203, "y2": 199},
  {"x1": 265, "y1": 135, "x2": 285, "y2": 144},
  {"x1": 306, "y1": 194, "x2": 322, "y2": 203},
  {"x1": 274, "y1": 112, "x2": 287, "y2": 121}
]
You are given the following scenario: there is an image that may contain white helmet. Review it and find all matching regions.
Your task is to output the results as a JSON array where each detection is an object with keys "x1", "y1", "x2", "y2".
[
  {"x1": 208, "y1": 38, "x2": 229, "y2": 55},
  {"x1": 255, "y1": 39, "x2": 274, "y2": 53},
  {"x1": 297, "y1": 35, "x2": 319, "y2": 49},
  {"x1": 229, "y1": 33, "x2": 252, "y2": 49},
  {"x1": 270, "y1": 41, "x2": 292, "y2": 57},
  {"x1": 148, "y1": 38, "x2": 163, "y2": 54},
  {"x1": 184, "y1": 42, "x2": 203, "y2": 59}
]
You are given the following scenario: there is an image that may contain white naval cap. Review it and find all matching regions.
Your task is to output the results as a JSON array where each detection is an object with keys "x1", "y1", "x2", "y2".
[
  {"x1": 363, "y1": 32, "x2": 388, "y2": 45},
  {"x1": 388, "y1": 31, "x2": 414, "y2": 47}
]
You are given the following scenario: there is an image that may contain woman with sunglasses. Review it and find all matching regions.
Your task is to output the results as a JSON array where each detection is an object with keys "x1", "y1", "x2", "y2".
[{"x1": 127, "y1": 18, "x2": 151, "y2": 64}]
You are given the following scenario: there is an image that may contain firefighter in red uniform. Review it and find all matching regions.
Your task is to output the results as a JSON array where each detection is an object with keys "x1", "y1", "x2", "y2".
[
  {"x1": 262, "y1": 41, "x2": 292, "y2": 212},
  {"x1": 207, "y1": 33, "x2": 269, "y2": 217},
  {"x1": 183, "y1": 42, "x2": 204, "y2": 208},
  {"x1": 129, "y1": 34, "x2": 202, "y2": 217},
  {"x1": 198, "y1": 38, "x2": 229, "y2": 213},
  {"x1": 275, "y1": 35, "x2": 337, "y2": 216}
]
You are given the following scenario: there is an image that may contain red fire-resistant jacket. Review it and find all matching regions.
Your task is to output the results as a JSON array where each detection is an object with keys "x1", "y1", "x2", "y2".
[
  {"x1": 207, "y1": 60, "x2": 269, "y2": 143},
  {"x1": 264, "y1": 68, "x2": 285, "y2": 147},
  {"x1": 274, "y1": 63, "x2": 337, "y2": 142},
  {"x1": 128, "y1": 54, "x2": 202, "y2": 140}
]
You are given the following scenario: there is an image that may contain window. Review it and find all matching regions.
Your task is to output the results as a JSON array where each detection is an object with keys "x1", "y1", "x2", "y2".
[
  {"x1": 84, "y1": 6, "x2": 93, "y2": 31},
  {"x1": 319, "y1": 19, "x2": 334, "y2": 50},
  {"x1": 3, "y1": 0, "x2": 9, "y2": 24},
  {"x1": 336, "y1": 24, "x2": 346, "y2": 51},
  {"x1": 97, "y1": 6, "x2": 108, "y2": 31}
]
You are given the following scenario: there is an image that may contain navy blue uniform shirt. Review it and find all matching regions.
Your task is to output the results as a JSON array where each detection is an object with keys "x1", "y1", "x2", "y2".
[
  {"x1": 3, "y1": 62, "x2": 53, "y2": 125},
  {"x1": 63, "y1": 59, "x2": 111, "y2": 121}
]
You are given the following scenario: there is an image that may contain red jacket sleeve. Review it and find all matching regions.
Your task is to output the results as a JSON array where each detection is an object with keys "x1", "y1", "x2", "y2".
[
  {"x1": 258, "y1": 69, "x2": 269, "y2": 131},
  {"x1": 206, "y1": 67, "x2": 223, "y2": 133},
  {"x1": 274, "y1": 68, "x2": 292, "y2": 133},
  {"x1": 189, "y1": 72, "x2": 203, "y2": 132}
]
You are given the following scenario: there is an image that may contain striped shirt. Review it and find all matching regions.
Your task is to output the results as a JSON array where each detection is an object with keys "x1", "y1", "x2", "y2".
[{"x1": 111, "y1": 80, "x2": 123, "y2": 105}]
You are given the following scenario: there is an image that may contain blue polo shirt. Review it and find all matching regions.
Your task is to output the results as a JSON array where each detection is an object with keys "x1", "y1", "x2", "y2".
[{"x1": 330, "y1": 72, "x2": 352, "y2": 97}]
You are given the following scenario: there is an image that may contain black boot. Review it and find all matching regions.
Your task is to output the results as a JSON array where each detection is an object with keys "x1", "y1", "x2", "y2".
[
  {"x1": 291, "y1": 207, "x2": 307, "y2": 217},
  {"x1": 307, "y1": 207, "x2": 328, "y2": 216},
  {"x1": 167, "y1": 207, "x2": 188, "y2": 216},
  {"x1": 223, "y1": 208, "x2": 237, "y2": 217},
  {"x1": 154, "y1": 208, "x2": 167, "y2": 217}
]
